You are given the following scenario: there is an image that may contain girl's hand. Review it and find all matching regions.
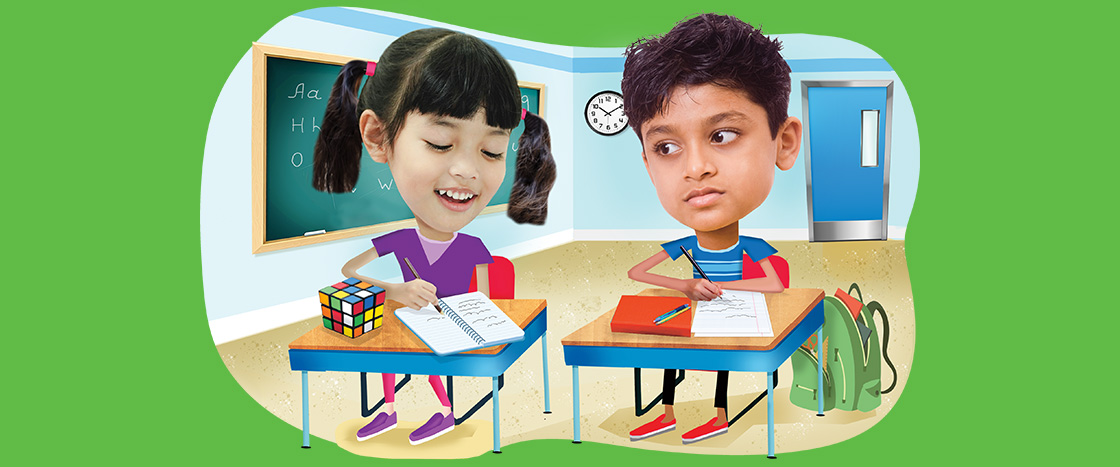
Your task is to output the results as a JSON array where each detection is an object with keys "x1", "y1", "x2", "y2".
[
  {"x1": 388, "y1": 279, "x2": 439, "y2": 309},
  {"x1": 682, "y1": 278, "x2": 722, "y2": 301}
]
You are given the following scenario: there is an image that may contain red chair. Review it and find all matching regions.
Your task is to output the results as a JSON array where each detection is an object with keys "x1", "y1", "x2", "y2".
[
  {"x1": 742, "y1": 254, "x2": 790, "y2": 288},
  {"x1": 468, "y1": 255, "x2": 515, "y2": 299},
  {"x1": 768, "y1": 255, "x2": 791, "y2": 288}
]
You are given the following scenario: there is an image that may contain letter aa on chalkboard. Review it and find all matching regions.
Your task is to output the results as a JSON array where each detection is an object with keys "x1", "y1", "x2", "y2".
[{"x1": 251, "y1": 43, "x2": 544, "y2": 253}]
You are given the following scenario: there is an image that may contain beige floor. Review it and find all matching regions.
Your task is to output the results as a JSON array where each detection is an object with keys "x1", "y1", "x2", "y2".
[{"x1": 215, "y1": 240, "x2": 915, "y2": 458}]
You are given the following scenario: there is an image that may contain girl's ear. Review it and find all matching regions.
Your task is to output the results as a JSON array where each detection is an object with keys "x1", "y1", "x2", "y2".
[
  {"x1": 775, "y1": 116, "x2": 802, "y2": 171},
  {"x1": 360, "y1": 109, "x2": 389, "y2": 163}
]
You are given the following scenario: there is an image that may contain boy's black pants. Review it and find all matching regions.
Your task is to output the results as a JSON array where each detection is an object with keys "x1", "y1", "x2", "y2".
[{"x1": 662, "y1": 369, "x2": 729, "y2": 409}]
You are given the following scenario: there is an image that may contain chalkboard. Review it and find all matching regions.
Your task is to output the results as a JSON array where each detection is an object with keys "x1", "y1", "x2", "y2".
[{"x1": 251, "y1": 43, "x2": 544, "y2": 253}]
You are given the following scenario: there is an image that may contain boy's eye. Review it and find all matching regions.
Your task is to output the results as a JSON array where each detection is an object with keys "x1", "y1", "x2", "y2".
[
  {"x1": 711, "y1": 130, "x2": 739, "y2": 144},
  {"x1": 425, "y1": 141, "x2": 452, "y2": 152},
  {"x1": 654, "y1": 142, "x2": 681, "y2": 156},
  {"x1": 481, "y1": 150, "x2": 504, "y2": 160}
]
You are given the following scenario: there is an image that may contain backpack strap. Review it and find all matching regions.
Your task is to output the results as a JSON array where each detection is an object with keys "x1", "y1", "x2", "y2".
[
  {"x1": 867, "y1": 301, "x2": 897, "y2": 394},
  {"x1": 848, "y1": 283, "x2": 864, "y2": 303}
]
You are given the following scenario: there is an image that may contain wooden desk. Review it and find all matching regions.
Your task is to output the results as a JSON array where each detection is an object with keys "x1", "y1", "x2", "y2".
[
  {"x1": 290, "y1": 298, "x2": 550, "y2": 453},
  {"x1": 291, "y1": 299, "x2": 545, "y2": 355},
  {"x1": 561, "y1": 288, "x2": 824, "y2": 458},
  {"x1": 563, "y1": 288, "x2": 823, "y2": 351}
]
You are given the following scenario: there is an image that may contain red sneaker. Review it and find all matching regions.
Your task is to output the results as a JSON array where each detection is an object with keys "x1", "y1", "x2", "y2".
[
  {"x1": 629, "y1": 414, "x2": 676, "y2": 441},
  {"x1": 681, "y1": 417, "x2": 728, "y2": 444}
]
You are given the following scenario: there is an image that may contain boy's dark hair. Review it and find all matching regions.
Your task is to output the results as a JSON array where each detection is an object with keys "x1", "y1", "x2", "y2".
[
  {"x1": 621, "y1": 14, "x2": 791, "y2": 140},
  {"x1": 313, "y1": 28, "x2": 555, "y2": 224}
]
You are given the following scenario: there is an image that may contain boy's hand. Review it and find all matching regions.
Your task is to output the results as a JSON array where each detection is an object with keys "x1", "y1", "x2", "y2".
[
  {"x1": 388, "y1": 279, "x2": 439, "y2": 310},
  {"x1": 682, "y1": 278, "x2": 722, "y2": 301}
]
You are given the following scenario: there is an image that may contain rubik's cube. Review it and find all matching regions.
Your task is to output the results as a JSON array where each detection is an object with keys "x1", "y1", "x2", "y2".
[{"x1": 319, "y1": 278, "x2": 386, "y2": 338}]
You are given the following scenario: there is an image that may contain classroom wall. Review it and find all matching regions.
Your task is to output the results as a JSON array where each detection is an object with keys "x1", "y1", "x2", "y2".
[
  {"x1": 571, "y1": 68, "x2": 676, "y2": 230},
  {"x1": 200, "y1": 9, "x2": 577, "y2": 322}
]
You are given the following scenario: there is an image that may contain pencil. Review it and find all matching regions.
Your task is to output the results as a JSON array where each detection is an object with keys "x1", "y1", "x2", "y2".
[
  {"x1": 679, "y1": 246, "x2": 722, "y2": 298},
  {"x1": 403, "y1": 257, "x2": 443, "y2": 314},
  {"x1": 679, "y1": 246, "x2": 712, "y2": 281}
]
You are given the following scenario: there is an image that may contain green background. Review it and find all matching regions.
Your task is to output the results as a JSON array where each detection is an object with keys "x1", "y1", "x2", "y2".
[{"x1": 3, "y1": 0, "x2": 1112, "y2": 464}]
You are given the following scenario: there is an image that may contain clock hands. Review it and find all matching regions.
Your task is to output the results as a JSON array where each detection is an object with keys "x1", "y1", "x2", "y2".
[{"x1": 586, "y1": 92, "x2": 627, "y2": 134}]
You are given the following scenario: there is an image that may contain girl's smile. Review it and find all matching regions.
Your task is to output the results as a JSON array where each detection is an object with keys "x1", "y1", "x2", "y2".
[{"x1": 435, "y1": 187, "x2": 479, "y2": 212}]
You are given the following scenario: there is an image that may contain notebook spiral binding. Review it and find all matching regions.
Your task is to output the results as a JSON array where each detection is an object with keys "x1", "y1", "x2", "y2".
[{"x1": 440, "y1": 298, "x2": 485, "y2": 345}]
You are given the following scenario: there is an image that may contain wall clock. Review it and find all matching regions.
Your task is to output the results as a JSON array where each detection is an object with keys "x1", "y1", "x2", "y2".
[{"x1": 585, "y1": 90, "x2": 628, "y2": 136}]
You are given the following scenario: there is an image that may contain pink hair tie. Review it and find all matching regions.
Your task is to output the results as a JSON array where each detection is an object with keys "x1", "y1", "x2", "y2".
[
  {"x1": 521, "y1": 108, "x2": 527, "y2": 121},
  {"x1": 366, "y1": 61, "x2": 377, "y2": 76}
]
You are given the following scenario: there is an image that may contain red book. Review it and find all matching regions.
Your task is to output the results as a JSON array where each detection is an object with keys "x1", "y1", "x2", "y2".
[{"x1": 610, "y1": 295, "x2": 693, "y2": 337}]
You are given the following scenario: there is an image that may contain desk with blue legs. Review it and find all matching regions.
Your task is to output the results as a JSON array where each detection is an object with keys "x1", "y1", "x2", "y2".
[
  {"x1": 289, "y1": 298, "x2": 550, "y2": 453},
  {"x1": 561, "y1": 289, "x2": 824, "y2": 458}
]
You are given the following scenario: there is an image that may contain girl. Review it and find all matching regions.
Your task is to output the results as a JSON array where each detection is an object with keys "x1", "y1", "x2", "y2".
[{"x1": 312, "y1": 28, "x2": 556, "y2": 445}]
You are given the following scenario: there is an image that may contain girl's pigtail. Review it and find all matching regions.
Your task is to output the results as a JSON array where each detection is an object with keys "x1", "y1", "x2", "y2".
[
  {"x1": 312, "y1": 60, "x2": 369, "y2": 193},
  {"x1": 508, "y1": 111, "x2": 556, "y2": 225}
]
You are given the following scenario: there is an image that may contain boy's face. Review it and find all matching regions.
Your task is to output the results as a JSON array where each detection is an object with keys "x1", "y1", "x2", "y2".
[{"x1": 640, "y1": 84, "x2": 797, "y2": 233}]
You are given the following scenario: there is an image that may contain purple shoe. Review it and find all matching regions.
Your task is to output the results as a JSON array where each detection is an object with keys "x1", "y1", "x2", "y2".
[
  {"x1": 356, "y1": 412, "x2": 397, "y2": 441},
  {"x1": 408, "y1": 412, "x2": 454, "y2": 445}
]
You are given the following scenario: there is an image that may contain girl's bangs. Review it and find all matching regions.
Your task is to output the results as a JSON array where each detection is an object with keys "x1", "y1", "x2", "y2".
[{"x1": 404, "y1": 36, "x2": 521, "y2": 130}]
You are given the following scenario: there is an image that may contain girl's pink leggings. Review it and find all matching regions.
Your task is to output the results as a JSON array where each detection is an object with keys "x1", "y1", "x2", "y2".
[{"x1": 382, "y1": 373, "x2": 450, "y2": 407}]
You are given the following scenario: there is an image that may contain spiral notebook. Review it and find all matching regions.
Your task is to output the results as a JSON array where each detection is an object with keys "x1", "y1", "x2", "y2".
[{"x1": 394, "y1": 291, "x2": 525, "y2": 356}]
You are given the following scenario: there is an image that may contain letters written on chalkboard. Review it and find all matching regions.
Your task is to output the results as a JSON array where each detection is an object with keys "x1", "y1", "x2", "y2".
[{"x1": 251, "y1": 43, "x2": 544, "y2": 253}]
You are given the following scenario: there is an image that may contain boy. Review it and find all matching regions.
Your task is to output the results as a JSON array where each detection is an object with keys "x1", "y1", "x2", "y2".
[{"x1": 621, "y1": 14, "x2": 803, "y2": 444}]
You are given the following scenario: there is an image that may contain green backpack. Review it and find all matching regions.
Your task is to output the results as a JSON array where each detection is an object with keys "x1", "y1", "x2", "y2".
[{"x1": 790, "y1": 284, "x2": 897, "y2": 412}]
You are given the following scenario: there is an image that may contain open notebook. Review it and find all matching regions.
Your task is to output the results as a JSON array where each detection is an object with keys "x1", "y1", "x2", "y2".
[
  {"x1": 394, "y1": 291, "x2": 525, "y2": 356},
  {"x1": 692, "y1": 290, "x2": 774, "y2": 337}
]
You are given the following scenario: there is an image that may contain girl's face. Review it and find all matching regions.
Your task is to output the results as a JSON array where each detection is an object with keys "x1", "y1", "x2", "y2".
[{"x1": 383, "y1": 111, "x2": 510, "y2": 240}]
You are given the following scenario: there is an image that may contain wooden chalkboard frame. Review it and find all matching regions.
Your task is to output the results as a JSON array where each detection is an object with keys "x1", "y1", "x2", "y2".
[{"x1": 251, "y1": 43, "x2": 546, "y2": 254}]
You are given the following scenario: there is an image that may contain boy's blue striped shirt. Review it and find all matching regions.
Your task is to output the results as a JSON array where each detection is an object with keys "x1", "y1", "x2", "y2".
[{"x1": 661, "y1": 236, "x2": 777, "y2": 281}]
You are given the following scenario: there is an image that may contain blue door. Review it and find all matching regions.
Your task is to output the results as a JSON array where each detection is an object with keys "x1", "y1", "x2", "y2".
[{"x1": 802, "y1": 80, "x2": 893, "y2": 242}]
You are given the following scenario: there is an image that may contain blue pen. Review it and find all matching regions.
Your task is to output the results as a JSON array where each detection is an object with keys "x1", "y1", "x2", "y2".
[
  {"x1": 654, "y1": 304, "x2": 690, "y2": 322},
  {"x1": 655, "y1": 305, "x2": 690, "y2": 325}
]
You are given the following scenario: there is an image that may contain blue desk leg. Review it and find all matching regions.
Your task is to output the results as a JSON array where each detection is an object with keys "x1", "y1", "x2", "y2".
[
  {"x1": 817, "y1": 326, "x2": 824, "y2": 416},
  {"x1": 301, "y1": 371, "x2": 310, "y2": 448},
  {"x1": 572, "y1": 366, "x2": 581, "y2": 443},
  {"x1": 767, "y1": 370, "x2": 776, "y2": 459},
  {"x1": 492, "y1": 376, "x2": 501, "y2": 453},
  {"x1": 542, "y1": 332, "x2": 552, "y2": 413}
]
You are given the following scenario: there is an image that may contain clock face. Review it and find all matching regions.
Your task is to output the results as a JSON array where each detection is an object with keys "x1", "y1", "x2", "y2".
[{"x1": 585, "y1": 91, "x2": 628, "y2": 136}]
